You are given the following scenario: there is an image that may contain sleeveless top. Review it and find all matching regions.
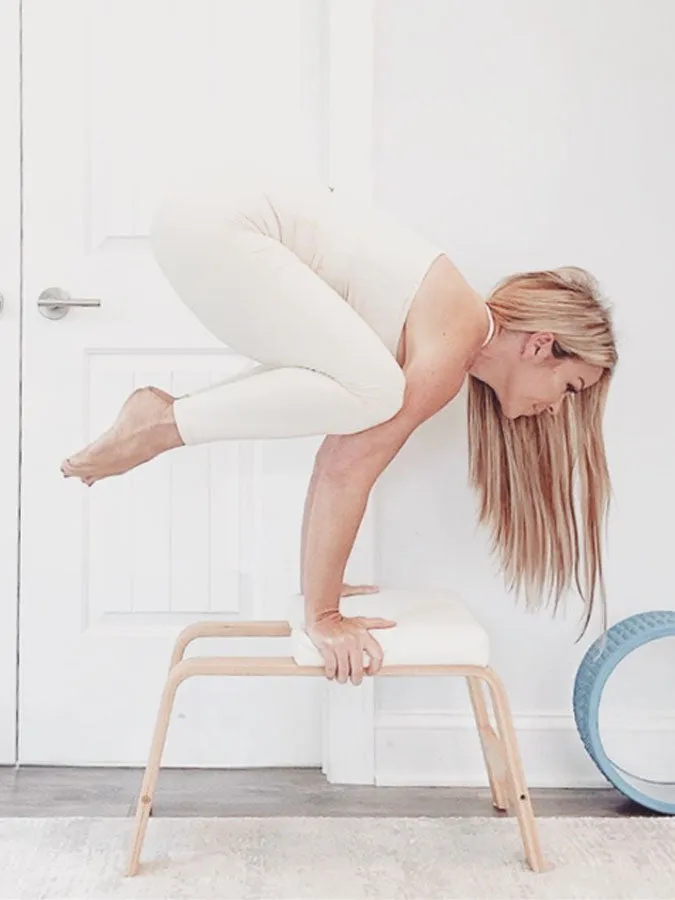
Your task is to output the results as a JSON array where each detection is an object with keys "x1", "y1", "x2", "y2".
[{"x1": 176, "y1": 163, "x2": 446, "y2": 358}]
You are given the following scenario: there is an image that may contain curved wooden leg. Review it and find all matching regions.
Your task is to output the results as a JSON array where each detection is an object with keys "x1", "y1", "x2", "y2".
[
  {"x1": 480, "y1": 668, "x2": 549, "y2": 873},
  {"x1": 126, "y1": 664, "x2": 185, "y2": 877},
  {"x1": 169, "y1": 624, "x2": 205, "y2": 668},
  {"x1": 466, "y1": 676, "x2": 508, "y2": 811}
]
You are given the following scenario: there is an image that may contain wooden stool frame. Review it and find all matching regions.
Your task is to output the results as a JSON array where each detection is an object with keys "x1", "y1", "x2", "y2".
[{"x1": 126, "y1": 621, "x2": 547, "y2": 876}]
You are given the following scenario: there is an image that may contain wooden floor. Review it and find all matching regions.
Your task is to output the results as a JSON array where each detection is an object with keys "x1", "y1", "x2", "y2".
[{"x1": 0, "y1": 767, "x2": 649, "y2": 818}]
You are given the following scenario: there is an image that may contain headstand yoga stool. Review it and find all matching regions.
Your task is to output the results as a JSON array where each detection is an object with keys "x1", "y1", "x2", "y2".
[{"x1": 126, "y1": 589, "x2": 546, "y2": 875}]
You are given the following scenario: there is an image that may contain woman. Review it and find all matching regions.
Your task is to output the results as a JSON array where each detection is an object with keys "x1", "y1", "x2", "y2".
[{"x1": 61, "y1": 165, "x2": 618, "y2": 685}]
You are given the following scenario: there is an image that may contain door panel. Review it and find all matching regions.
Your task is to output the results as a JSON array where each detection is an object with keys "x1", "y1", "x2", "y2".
[{"x1": 20, "y1": 0, "x2": 371, "y2": 765}]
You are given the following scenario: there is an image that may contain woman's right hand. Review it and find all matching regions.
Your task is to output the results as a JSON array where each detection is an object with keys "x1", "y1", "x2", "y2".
[{"x1": 306, "y1": 612, "x2": 396, "y2": 685}]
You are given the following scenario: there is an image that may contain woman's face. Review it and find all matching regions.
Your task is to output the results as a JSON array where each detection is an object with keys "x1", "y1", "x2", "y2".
[{"x1": 497, "y1": 332, "x2": 604, "y2": 419}]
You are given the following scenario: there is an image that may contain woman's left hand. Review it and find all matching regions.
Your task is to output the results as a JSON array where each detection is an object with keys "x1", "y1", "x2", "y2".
[{"x1": 340, "y1": 583, "x2": 380, "y2": 597}]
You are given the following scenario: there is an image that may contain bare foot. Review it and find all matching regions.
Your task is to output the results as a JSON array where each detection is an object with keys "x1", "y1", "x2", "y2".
[{"x1": 60, "y1": 386, "x2": 184, "y2": 485}]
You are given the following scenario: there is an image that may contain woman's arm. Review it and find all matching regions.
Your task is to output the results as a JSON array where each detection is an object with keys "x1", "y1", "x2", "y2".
[
  {"x1": 299, "y1": 455, "x2": 372, "y2": 619},
  {"x1": 300, "y1": 354, "x2": 465, "y2": 626},
  {"x1": 300, "y1": 269, "x2": 490, "y2": 682},
  {"x1": 300, "y1": 450, "x2": 323, "y2": 594}
]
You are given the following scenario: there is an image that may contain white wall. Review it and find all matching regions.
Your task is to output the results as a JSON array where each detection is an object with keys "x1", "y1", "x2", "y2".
[{"x1": 370, "y1": 0, "x2": 675, "y2": 786}]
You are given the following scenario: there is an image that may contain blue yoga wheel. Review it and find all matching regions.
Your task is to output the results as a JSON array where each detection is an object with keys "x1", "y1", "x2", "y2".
[{"x1": 573, "y1": 610, "x2": 675, "y2": 814}]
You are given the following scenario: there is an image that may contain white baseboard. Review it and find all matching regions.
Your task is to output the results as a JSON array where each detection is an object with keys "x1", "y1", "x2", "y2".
[{"x1": 375, "y1": 710, "x2": 675, "y2": 788}]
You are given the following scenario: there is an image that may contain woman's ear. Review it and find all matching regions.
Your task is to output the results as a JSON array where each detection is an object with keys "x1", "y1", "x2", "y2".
[{"x1": 523, "y1": 331, "x2": 556, "y2": 359}]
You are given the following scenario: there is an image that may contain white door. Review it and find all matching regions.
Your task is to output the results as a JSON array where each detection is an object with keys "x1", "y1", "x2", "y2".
[
  {"x1": 20, "y1": 0, "x2": 376, "y2": 766},
  {"x1": 0, "y1": 0, "x2": 20, "y2": 764}
]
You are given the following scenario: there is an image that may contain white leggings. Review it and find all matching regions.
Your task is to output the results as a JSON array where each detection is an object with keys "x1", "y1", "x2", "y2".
[{"x1": 149, "y1": 182, "x2": 409, "y2": 444}]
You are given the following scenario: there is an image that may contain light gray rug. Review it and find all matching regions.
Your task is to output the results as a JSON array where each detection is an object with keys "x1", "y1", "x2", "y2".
[{"x1": 0, "y1": 816, "x2": 673, "y2": 899}]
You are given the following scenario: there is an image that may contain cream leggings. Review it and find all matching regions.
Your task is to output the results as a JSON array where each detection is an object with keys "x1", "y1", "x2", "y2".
[{"x1": 149, "y1": 186, "x2": 407, "y2": 444}]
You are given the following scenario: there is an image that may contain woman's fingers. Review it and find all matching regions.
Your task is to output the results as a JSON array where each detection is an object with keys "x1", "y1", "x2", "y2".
[
  {"x1": 362, "y1": 633, "x2": 385, "y2": 675},
  {"x1": 311, "y1": 615, "x2": 397, "y2": 683},
  {"x1": 323, "y1": 648, "x2": 338, "y2": 681},
  {"x1": 348, "y1": 645, "x2": 365, "y2": 686},
  {"x1": 327, "y1": 640, "x2": 367, "y2": 685},
  {"x1": 335, "y1": 648, "x2": 351, "y2": 685},
  {"x1": 360, "y1": 617, "x2": 396, "y2": 630}
]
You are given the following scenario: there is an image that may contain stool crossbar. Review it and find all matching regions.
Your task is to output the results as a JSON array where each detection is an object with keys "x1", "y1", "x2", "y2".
[{"x1": 126, "y1": 620, "x2": 547, "y2": 876}]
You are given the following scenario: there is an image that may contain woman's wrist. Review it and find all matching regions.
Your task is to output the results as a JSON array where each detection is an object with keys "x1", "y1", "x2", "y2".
[{"x1": 304, "y1": 602, "x2": 341, "y2": 629}]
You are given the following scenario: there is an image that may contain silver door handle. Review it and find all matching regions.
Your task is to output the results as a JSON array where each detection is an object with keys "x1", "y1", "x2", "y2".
[{"x1": 38, "y1": 287, "x2": 102, "y2": 320}]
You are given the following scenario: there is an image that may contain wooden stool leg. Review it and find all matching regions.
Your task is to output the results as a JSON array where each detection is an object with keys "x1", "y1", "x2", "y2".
[
  {"x1": 481, "y1": 669, "x2": 548, "y2": 873},
  {"x1": 466, "y1": 677, "x2": 508, "y2": 811},
  {"x1": 169, "y1": 625, "x2": 200, "y2": 668},
  {"x1": 126, "y1": 666, "x2": 184, "y2": 877}
]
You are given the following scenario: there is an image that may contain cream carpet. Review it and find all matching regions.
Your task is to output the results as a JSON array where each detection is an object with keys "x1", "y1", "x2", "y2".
[{"x1": 0, "y1": 816, "x2": 673, "y2": 899}]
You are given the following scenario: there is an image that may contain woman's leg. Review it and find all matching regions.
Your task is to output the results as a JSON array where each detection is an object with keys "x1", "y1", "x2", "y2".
[
  {"x1": 150, "y1": 200, "x2": 406, "y2": 443},
  {"x1": 61, "y1": 177, "x2": 406, "y2": 481}
]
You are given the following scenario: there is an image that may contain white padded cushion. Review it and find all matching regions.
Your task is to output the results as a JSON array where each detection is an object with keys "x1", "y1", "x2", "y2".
[{"x1": 288, "y1": 588, "x2": 490, "y2": 668}]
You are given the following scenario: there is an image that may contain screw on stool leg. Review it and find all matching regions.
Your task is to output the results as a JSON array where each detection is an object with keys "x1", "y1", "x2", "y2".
[
  {"x1": 481, "y1": 668, "x2": 548, "y2": 873},
  {"x1": 466, "y1": 676, "x2": 508, "y2": 811}
]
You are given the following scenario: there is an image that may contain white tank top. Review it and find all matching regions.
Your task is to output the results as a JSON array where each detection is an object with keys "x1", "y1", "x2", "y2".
[{"x1": 186, "y1": 164, "x2": 445, "y2": 358}]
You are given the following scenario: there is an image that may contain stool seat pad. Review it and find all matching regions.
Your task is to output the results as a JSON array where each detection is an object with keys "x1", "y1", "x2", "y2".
[{"x1": 287, "y1": 589, "x2": 490, "y2": 667}]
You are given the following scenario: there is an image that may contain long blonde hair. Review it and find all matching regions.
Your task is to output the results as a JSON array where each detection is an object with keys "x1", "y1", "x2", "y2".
[{"x1": 467, "y1": 266, "x2": 617, "y2": 633}]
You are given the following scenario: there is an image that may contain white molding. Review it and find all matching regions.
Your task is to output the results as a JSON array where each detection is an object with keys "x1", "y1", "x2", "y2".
[
  {"x1": 378, "y1": 709, "x2": 675, "y2": 732},
  {"x1": 326, "y1": 0, "x2": 375, "y2": 199},
  {"x1": 375, "y1": 709, "x2": 675, "y2": 788}
]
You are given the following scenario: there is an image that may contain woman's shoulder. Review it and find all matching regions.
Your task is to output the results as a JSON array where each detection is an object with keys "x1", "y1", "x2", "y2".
[{"x1": 404, "y1": 255, "x2": 489, "y2": 369}]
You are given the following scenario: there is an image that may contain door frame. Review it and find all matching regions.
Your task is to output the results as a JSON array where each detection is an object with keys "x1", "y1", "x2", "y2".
[{"x1": 0, "y1": 0, "x2": 21, "y2": 764}]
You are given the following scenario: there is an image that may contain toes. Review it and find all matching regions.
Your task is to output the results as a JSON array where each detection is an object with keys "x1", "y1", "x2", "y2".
[
  {"x1": 147, "y1": 386, "x2": 174, "y2": 404},
  {"x1": 61, "y1": 457, "x2": 94, "y2": 481},
  {"x1": 62, "y1": 460, "x2": 84, "y2": 477}
]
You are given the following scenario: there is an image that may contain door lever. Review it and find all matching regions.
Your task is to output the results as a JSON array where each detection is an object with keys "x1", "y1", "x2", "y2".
[{"x1": 38, "y1": 287, "x2": 102, "y2": 320}]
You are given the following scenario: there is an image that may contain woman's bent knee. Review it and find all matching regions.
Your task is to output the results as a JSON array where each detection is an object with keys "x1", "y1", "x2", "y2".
[
  {"x1": 379, "y1": 369, "x2": 406, "y2": 421},
  {"x1": 351, "y1": 366, "x2": 406, "y2": 432}
]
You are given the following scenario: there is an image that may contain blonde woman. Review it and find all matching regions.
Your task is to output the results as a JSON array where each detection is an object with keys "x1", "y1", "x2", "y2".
[{"x1": 61, "y1": 168, "x2": 618, "y2": 684}]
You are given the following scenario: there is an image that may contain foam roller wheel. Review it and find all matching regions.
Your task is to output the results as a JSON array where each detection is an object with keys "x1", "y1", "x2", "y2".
[{"x1": 573, "y1": 610, "x2": 675, "y2": 814}]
